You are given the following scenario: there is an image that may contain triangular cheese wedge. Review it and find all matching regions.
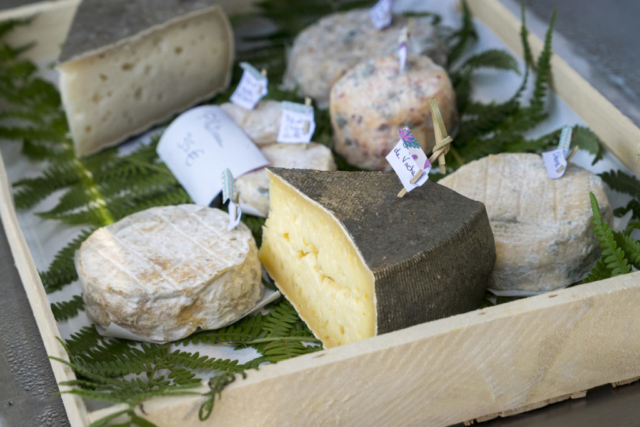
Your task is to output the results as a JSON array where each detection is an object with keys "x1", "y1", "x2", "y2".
[
  {"x1": 58, "y1": 0, "x2": 234, "y2": 157},
  {"x1": 260, "y1": 169, "x2": 496, "y2": 348}
]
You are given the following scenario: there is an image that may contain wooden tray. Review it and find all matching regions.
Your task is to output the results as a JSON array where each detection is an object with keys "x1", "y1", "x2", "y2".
[{"x1": 2, "y1": 1, "x2": 640, "y2": 426}]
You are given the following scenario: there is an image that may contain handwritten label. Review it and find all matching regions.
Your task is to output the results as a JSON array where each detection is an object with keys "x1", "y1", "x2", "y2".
[
  {"x1": 277, "y1": 101, "x2": 315, "y2": 144},
  {"x1": 542, "y1": 148, "x2": 567, "y2": 180},
  {"x1": 157, "y1": 105, "x2": 268, "y2": 206},
  {"x1": 558, "y1": 125, "x2": 572, "y2": 155},
  {"x1": 230, "y1": 62, "x2": 268, "y2": 110},
  {"x1": 386, "y1": 128, "x2": 430, "y2": 192},
  {"x1": 369, "y1": 0, "x2": 393, "y2": 30},
  {"x1": 398, "y1": 25, "x2": 409, "y2": 73}
]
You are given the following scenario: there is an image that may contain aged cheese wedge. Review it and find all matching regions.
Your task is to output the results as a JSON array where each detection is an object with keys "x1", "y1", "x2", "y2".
[
  {"x1": 330, "y1": 55, "x2": 457, "y2": 170},
  {"x1": 236, "y1": 143, "x2": 337, "y2": 217},
  {"x1": 284, "y1": 9, "x2": 448, "y2": 107},
  {"x1": 439, "y1": 153, "x2": 613, "y2": 293},
  {"x1": 259, "y1": 169, "x2": 495, "y2": 348},
  {"x1": 58, "y1": 0, "x2": 234, "y2": 157},
  {"x1": 220, "y1": 101, "x2": 282, "y2": 146},
  {"x1": 77, "y1": 205, "x2": 262, "y2": 342}
]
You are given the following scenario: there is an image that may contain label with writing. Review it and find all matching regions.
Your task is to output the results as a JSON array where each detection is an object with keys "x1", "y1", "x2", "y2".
[
  {"x1": 542, "y1": 148, "x2": 568, "y2": 180},
  {"x1": 157, "y1": 105, "x2": 269, "y2": 206},
  {"x1": 558, "y1": 125, "x2": 572, "y2": 155},
  {"x1": 369, "y1": 0, "x2": 393, "y2": 30},
  {"x1": 386, "y1": 128, "x2": 430, "y2": 192},
  {"x1": 230, "y1": 62, "x2": 268, "y2": 110},
  {"x1": 277, "y1": 101, "x2": 316, "y2": 144},
  {"x1": 398, "y1": 25, "x2": 409, "y2": 73}
]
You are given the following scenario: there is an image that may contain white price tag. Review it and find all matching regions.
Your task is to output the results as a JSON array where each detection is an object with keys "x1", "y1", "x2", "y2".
[
  {"x1": 230, "y1": 62, "x2": 268, "y2": 110},
  {"x1": 277, "y1": 101, "x2": 316, "y2": 144},
  {"x1": 386, "y1": 128, "x2": 430, "y2": 193},
  {"x1": 369, "y1": 0, "x2": 393, "y2": 30},
  {"x1": 542, "y1": 148, "x2": 568, "y2": 180},
  {"x1": 157, "y1": 105, "x2": 268, "y2": 206},
  {"x1": 221, "y1": 168, "x2": 242, "y2": 230},
  {"x1": 227, "y1": 200, "x2": 243, "y2": 231}
]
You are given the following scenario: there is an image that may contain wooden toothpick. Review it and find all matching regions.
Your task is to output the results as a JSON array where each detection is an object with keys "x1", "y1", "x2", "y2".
[
  {"x1": 396, "y1": 169, "x2": 424, "y2": 198},
  {"x1": 261, "y1": 68, "x2": 267, "y2": 77},
  {"x1": 303, "y1": 97, "x2": 312, "y2": 134},
  {"x1": 556, "y1": 145, "x2": 579, "y2": 173}
]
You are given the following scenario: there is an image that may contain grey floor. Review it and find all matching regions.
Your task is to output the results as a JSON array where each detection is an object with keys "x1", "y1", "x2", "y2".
[{"x1": 2, "y1": 0, "x2": 640, "y2": 426}]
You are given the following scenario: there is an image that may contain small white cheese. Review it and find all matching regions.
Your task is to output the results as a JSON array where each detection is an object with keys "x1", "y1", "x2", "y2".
[
  {"x1": 220, "y1": 101, "x2": 282, "y2": 146},
  {"x1": 77, "y1": 205, "x2": 263, "y2": 342},
  {"x1": 439, "y1": 153, "x2": 613, "y2": 293},
  {"x1": 236, "y1": 143, "x2": 337, "y2": 217}
]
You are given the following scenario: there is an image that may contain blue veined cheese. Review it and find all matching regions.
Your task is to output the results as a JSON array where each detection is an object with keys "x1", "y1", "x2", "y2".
[
  {"x1": 330, "y1": 55, "x2": 457, "y2": 171},
  {"x1": 220, "y1": 100, "x2": 282, "y2": 146},
  {"x1": 439, "y1": 153, "x2": 613, "y2": 293},
  {"x1": 284, "y1": 9, "x2": 448, "y2": 107},
  {"x1": 77, "y1": 205, "x2": 262, "y2": 342},
  {"x1": 237, "y1": 143, "x2": 337, "y2": 217}
]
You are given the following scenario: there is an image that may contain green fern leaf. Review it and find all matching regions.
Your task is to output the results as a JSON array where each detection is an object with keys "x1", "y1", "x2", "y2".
[
  {"x1": 51, "y1": 295, "x2": 85, "y2": 322},
  {"x1": 589, "y1": 192, "x2": 631, "y2": 276}
]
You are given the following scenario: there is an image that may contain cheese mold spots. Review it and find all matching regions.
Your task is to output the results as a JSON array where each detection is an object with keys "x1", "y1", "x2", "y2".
[{"x1": 259, "y1": 169, "x2": 496, "y2": 348}]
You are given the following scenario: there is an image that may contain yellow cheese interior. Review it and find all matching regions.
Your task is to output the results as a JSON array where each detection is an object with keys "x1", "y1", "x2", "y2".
[{"x1": 259, "y1": 173, "x2": 376, "y2": 348}]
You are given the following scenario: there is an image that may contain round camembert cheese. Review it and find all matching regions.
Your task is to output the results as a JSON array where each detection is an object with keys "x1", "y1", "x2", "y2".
[
  {"x1": 77, "y1": 205, "x2": 263, "y2": 342},
  {"x1": 284, "y1": 9, "x2": 448, "y2": 107}
]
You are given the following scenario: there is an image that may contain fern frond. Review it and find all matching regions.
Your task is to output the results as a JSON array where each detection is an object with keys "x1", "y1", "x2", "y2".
[
  {"x1": 571, "y1": 126, "x2": 604, "y2": 164},
  {"x1": 180, "y1": 313, "x2": 265, "y2": 346},
  {"x1": 589, "y1": 192, "x2": 630, "y2": 276},
  {"x1": 40, "y1": 228, "x2": 94, "y2": 293},
  {"x1": 447, "y1": 0, "x2": 478, "y2": 64},
  {"x1": 458, "y1": 49, "x2": 519, "y2": 74},
  {"x1": 51, "y1": 295, "x2": 85, "y2": 322},
  {"x1": 583, "y1": 257, "x2": 612, "y2": 284},
  {"x1": 600, "y1": 170, "x2": 640, "y2": 199},
  {"x1": 519, "y1": 0, "x2": 535, "y2": 70},
  {"x1": 615, "y1": 232, "x2": 640, "y2": 269}
]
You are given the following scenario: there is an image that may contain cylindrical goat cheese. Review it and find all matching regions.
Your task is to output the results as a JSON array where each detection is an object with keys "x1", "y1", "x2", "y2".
[
  {"x1": 77, "y1": 205, "x2": 263, "y2": 342},
  {"x1": 330, "y1": 55, "x2": 457, "y2": 171},
  {"x1": 284, "y1": 9, "x2": 448, "y2": 107},
  {"x1": 237, "y1": 143, "x2": 337, "y2": 217},
  {"x1": 220, "y1": 100, "x2": 282, "y2": 146}
]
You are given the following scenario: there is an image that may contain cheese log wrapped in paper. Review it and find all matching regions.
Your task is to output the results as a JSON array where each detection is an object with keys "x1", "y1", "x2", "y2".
[
  {"x1": 220, "y1": 101, "x2": 282, "y2": 146},
  {"x1": 237, "y1": 143, "x2": 337, "y2": 217},
  {"x1": 58, "y1": 0, "x2": 234, "y2": 157},
  {"x1": 439, "y1": 153, "x2": 613, "y2": 293},
  {"x1": 259, "y1": 169, "x2": 495, "y2": 348},
  {"x1": 330, "y1": 55, "x2": 457, "y2": 170},
  {"x1": 77, "y1": 205, "x2": 263, "y2": 342},
  {"x1": 284, "y1": 10, "x2": 448, "y2": 107}
]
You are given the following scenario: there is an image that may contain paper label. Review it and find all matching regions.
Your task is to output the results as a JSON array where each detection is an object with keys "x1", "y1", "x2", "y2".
[
  {"x1": 386, "y1": 128, "x2": 430, "y2": 192},
  {"x1": 221, "y1": 168, "x2": 237, "y2": 203},
  {"x1": 542, "y1": 148, "x2": 568, "y2": 179},
  {"x1": 157, "y1": 105, "x2": 268, "y2": 206},
  {"x1": 227, "y1": 200, "x2": 242, "y2": 231},
  {"x1": 277, "y1": 101, "x2": 316, "y2": 143},
  {"x1": 230, "y1": 62, "x2": 268, "y2": 110},
  {"x1": 558, "y1": 125, "x2": 573, "y2": 155},
  {"x1": 369, "y1": 0, "x2": 393, "y2": 30},
  {"x1": 398, "y1": 26, "x2": 409, "y2": 73}
]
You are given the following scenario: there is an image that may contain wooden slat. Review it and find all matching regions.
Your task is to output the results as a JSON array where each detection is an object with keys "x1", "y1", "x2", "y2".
[{"x1": 466, "y1": 0, "x2": 640, "y2": 179}]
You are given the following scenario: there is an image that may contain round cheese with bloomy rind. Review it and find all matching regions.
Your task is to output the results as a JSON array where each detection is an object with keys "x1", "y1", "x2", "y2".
[
  {"x1": 284, "y1": 10, "x2": 448, "y2": 107},
  {"x1": 439, "y1": 153, "x2": 613, "y2": 293},
  {"x1": 237, "y1": 143, "x2": 337, "y2": 217},
  {"x1": 77, "y1": 205, "x2": 263, "y2": 342},
  {"x1": 220, "y1": 100, "x2": 282, "y2": 146},
  {"x1": 330, "y1": 55, "x2": 457, "y2": 171}
]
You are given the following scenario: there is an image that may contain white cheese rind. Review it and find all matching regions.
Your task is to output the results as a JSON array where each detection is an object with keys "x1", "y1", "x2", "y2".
[
  {"x1": 285, "y1": 10, "x2": 448, "y2": 107},
  {"x1": 77, "y1": 205, "x2": 263, "y2": 342},
  {"x1": 330, "y1": 55, "x2": 457, "y2": 170},
  {"x1": 58, "y1": 6, "x2": 234, "y2": 157},
  {"x1": 236, "y1": 143, "x2": 337, "y2": 217},
  {"x1": 220, "y1": 101, "x2": 282, "y2": 146},
  {"x1": 439, "y1": 153, "x2": 613, "y2": 292}
]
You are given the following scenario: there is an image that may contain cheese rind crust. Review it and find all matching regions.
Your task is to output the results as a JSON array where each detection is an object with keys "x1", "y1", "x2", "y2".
[
  {"x1": 330, "y1": 55, "x2": 457, "y2": 170},
  {"x1": 77, "y1": 205, "x2": 263, "y2": 342},
  {"x1": 58, "y1": 5, "x2": 234, "y2": 157},
  {"x1": 260, "y1": 169, "x2": 495, "y2": 348},
  {"x1": 439, "y1": 153, "x2": 613, "y2": 292},
  {"x1": 236, "y1": 143, "x2": 337, "y2": 217},
  {"x1": 284, "y1": 10, "x2": 448, "y2": 107}
]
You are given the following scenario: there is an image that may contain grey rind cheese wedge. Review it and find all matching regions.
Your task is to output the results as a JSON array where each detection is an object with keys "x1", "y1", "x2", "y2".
[
  {"x1": 284, "y1": 9, "x2": 448, "y2": 107},
  {"x1": 220, "y1": 101, "x2": 282, "y2": 146},
  {"x1": 259, "y1": 169, "x2": 496, "y2": 348},
  {"x1": 77, "y1": 205, "x2": 263, "y2": 342},
  {"x1": 236, "y1": 143, "x2": 337, "y2": 217},
  {"x1": 439, "y1": 153, "x2": 613, "y2": 293},
  {"x1": 58, "y1": 0, "x2": 234, "y2": 157},
  {"x1": 330, "y1": 55, "x2": 457, "y2": 171}
]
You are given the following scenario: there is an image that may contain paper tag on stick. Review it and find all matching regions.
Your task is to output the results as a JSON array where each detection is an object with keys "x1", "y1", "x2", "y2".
[
  {"x1": 369, "y1": 0, "x2": 393, "y2": 30},
  {"x1": 542, "y1": 148, "x2": 568, "y2": 180},
  {"x1": 230, "y1": 62, "x2": 268, "y2": 110},
  {"x1": 386, "y1": 128, "x2": 430, "y2": 193},
  {"x1": 277, "y1": 101, "x2": 315, "y2": 144},
  {"x1": 157, "y1": 106, "x2": 268, "y2": 206}
]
